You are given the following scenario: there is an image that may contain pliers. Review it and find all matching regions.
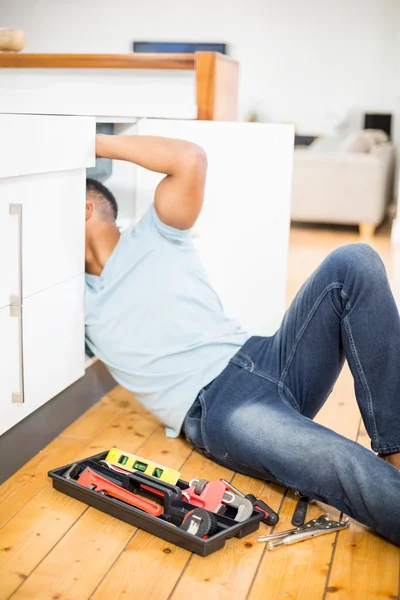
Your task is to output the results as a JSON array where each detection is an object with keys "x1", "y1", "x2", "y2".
[{"x1": 258, "y1": 513, "x2": 350, "y2": 550}]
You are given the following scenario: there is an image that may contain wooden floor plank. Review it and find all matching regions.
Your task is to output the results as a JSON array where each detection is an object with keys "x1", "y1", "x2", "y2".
[
  {"x1": 324, "y1": 419, "x2": 400, "y2": 600},
  {"x1": 248, "y1": 494, "x2": 340, "y2": 600},
  {"x1": 106, "y1": 387, "x2": 148, "y2": 413},
  {"x1": 0, "y1": 484, "x2": 86, "y2": 599},
  {"x1": 0, "y1": 438, "x2": 84, "y2": 530},
  {"x1": 324, "y1": 520, "x2": 400, "y2": 600},
  {"x1": 0, "y1": 402, "x2": 161, "y2": 599},
  {"x1": 91, "y1": 531, "x2": 191, "y2": 600},
  {"x1": 59, "y1": 394, "x2": 126, "y2": 440},
  {"x1": 0, "y1": 394, "x2": 127, "y2": 528},
  {"x1": 75, "y1": 407, "x2": 160, "y2": 458},
  {"x1": 12, "y1": 508, "x2": 135, "y2": 600}
]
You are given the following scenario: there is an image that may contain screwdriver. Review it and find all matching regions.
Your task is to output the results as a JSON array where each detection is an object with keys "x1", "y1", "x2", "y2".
[{"x1": 221, "y1": 479, "x2": 279, "y2": 525}]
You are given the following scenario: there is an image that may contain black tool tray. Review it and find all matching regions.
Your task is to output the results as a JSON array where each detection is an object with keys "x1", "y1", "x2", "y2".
[{"x1": 48, "y1": 451, "x2": 263, "y2": 556}]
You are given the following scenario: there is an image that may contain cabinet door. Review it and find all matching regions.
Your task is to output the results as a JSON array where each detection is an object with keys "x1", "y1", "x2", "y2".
[
  {"x1": 23, "y1": 274, "x2": 85, "y2": 409},
  {"x1": 136, "y1": 120, "x2": 294, "y2": 335},
  {"x1": 0, "y1": 275, "x2": 85, "y2": 435},
  {"x1": 0, "y1": 169, "x2": 86, "y2": 300},
  {"x1": 0, "y1": 304, "x2": 20, "y2": 427},
  {"x1": 0, "y1": 202, "x2": 18, "y2": 309}
]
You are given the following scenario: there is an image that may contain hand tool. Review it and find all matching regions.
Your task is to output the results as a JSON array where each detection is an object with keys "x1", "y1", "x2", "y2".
[
  {"x1": 100, "y1": 460, "x2": 175, "y2": 504},
  {"x1": 292, "y1": 493, "x2": 310, "y2": 526},
  {"x1": 76, "y1": 467, "x2": 163, "y2": 517},
  {"x1": 105, "y1": 448, "x2": 181, "y2": 484},
  {"x1": 221, "y1": 479, "x2": 279, "y2": 526},
  {"x1": 183, "y1": 478, "x2": 254, "y2": 522},
  {"x1": 179, "y1": 508, "x2": 219, "y2": 538},
  {"x1": 62, "y1": 463, "x2": 82, "y2": 480},
  {"x1": 257, "y1": 513, "x2": 350, "y2": 549}
]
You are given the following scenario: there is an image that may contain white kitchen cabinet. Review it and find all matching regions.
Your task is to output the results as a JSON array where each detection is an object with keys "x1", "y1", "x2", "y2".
[
  {"x1": 135, "y1": 119, "x2": 294, "y2": 335},
  {"x1": 0, "y1": 114, "x2": 94, "y2": 435},
  {"x1": 3, "y1": 169, "x2": 86, "y2": 299},
  {"x1": 0, "y1": 276, "x2": 85, "y2": 435},
  {"x1": 0, "y1": 305, "x2": 19, "y2": 410},
  {"x1": 0, "y1": 200, "x2": 17, "y2": 309}
]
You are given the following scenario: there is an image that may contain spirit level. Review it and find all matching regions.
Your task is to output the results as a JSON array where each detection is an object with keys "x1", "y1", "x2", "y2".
[{"x1": 105, "y1": 447, "x2": 181, "y2": 485}]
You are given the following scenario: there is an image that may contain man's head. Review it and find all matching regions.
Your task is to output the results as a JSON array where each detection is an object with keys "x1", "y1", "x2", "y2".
[
  {"x1": 86, "y1": 178, "x2": 118, "y2": 226},
  {"x1": 85, "y1": 179, "x2": 120, "y2": 273}
]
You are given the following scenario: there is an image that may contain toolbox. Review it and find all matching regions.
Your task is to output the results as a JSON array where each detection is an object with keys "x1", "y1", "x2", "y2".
[{"x1": 48, "y1": 451, "x2": 264, "y2": 556}]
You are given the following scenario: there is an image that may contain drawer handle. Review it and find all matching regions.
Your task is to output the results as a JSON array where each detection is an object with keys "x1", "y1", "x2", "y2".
[
  {"x1": 9, "y1": 304, "x2": 25, "y2": 404},
  {"x1": 9, "y1": 203, "x2": 24, "y2": 404},
  {"x1": 9, "y1": 203, "x2": 23, "y2": 306}
]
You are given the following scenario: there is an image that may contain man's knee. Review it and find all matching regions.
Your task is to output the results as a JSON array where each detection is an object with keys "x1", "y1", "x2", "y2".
[{"x1": 324, "y1": 243, "x2": 386, "y2": 284}]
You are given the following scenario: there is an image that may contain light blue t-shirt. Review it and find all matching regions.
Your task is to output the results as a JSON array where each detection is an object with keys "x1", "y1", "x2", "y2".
[{"x1": 85, "y1": 204, "x2": 250, "y2": 437}]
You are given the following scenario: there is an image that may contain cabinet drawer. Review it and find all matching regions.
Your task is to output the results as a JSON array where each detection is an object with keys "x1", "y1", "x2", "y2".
[
  {"x1": 1, "y1": 169, "x2": 86, "y2": 300},
  {"x1": 0, "y1": 114, "x2": 95, "y2": 179},
  {"x1": 0, "y1": 275, "x2": 85, "y2": 435}
]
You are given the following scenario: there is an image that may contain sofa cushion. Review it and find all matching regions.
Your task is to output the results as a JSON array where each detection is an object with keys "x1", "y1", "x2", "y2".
[
  {"x1": 340, "y1": 131, "x2": 373, "y2": 153},
  {"x1": 308, "y1": 135, "x2": 345, "y2": 153},
  {"x1": 363, "y1": 128, "x2": 389, "y2": 145}
]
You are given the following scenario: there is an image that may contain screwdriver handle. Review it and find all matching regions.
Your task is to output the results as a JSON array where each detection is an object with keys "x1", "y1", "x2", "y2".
[
  {"x1": 246, "y1": 494, "x2": 279, "y2": 526},
  {"x1": 292, "y1": 495, "x2": 309, "y2": 526}
]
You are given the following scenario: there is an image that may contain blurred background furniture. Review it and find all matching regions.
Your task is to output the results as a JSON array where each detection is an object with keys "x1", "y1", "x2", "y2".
[
  {"x1": 364, "y1": 113, "x2": 392, "y2": 140},
  {"x1": 0, "y1": 51, "x2": 238, "y2": 121},
  {"x1": 291, "y1": 129, "x2": 395, "y2": 236}
]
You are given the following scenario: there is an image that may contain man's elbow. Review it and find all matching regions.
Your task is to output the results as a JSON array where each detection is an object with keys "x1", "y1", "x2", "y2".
[{"x1": 185, "y1": 144, "x2": 208, "y2": 173}]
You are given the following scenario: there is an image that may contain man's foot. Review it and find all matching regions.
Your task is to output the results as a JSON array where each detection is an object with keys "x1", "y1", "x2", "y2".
[{"x1": 378, "y1": 452, "x2": 400, "y2": 470}]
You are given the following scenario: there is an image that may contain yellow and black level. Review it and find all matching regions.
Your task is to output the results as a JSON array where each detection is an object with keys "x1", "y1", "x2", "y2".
[{"x1": 105, "y1": 447, "x2": 181, "y2": 485}]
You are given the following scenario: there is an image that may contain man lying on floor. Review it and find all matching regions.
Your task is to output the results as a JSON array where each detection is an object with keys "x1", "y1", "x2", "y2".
[{"x1": 85, "y1": 133, "x2": 400, "y2": 547}]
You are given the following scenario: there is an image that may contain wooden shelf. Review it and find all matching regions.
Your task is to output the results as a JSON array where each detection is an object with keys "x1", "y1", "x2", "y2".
[{"x1": 0, "y1": 52, "x2": 196, "y2": 70}]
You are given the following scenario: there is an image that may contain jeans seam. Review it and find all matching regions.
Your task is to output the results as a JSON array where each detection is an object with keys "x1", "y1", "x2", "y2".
[
  {"x1": 279, "y1": 282, "x2": 344, "y2": 391},
  {"x1": 245, "y1": 368, "x2": 300, "y2": 410},
  {"x1": 343, "y1": 315, "x2": 379, "y2": 445},
  {"x1": 198, "y1": 393, "x2": 211, "y2": 454},
  {"x1": 236, "y1": 350, "x2": 255, "y2": 371},
  {"x1": 376, "y1": 444, "x2": 400, "y2": 453},
  {"x1": 278, "y1": 382, "x2": 301, "y2": 412}
]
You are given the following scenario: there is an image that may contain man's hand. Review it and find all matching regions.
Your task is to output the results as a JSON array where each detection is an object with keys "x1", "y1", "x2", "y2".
[{"x1": 96, "y1": 134, "x2": 207, "y2": 230}]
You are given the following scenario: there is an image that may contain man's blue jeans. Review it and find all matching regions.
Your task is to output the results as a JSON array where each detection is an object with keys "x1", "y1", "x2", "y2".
[{"x1": 183, "y1": 244, "x2": 400, "y2": 546}]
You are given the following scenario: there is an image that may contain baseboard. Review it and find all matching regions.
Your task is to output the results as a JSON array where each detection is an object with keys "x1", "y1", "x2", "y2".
[{"x1": 0, "y1": 361, "x2": 116, "y2": 484}]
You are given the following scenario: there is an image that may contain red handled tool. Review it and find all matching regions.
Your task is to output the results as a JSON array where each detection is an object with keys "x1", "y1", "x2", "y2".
[
  {"x1": 76, "y1": 467, "x2": 163, "y2": 517},
  {"x1": 182, "y1": 478, "x2": 254, "y2": 522}
]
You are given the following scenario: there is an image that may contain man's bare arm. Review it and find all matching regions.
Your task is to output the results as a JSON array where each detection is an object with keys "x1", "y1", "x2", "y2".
[{"x1": 96, "y1": 134, "x2": 207, "y2": 229}]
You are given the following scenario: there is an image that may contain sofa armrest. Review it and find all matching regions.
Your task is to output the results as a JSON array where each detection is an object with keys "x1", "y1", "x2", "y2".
[{"x1": 291, "y1": 149, "x2": 392, "y2": 226}]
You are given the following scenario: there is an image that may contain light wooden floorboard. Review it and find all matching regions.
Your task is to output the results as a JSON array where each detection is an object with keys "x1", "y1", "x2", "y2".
[{"x1": 1, "y1": 223, "x2": 399, "y2": 600}]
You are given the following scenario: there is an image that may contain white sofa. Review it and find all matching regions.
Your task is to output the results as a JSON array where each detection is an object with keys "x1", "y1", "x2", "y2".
[{"x1": 291, "y1": 130, "x2": 396, "y2": 236}]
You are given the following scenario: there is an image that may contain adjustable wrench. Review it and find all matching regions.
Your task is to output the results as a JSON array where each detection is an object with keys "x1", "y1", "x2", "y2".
[
  {"x1": 221, "y1": 479, "x2": 279, "y2": 525},
  {"x1": 76, "y1": 467, "x2": 163, "y2": 517},
  {"x1": 184, "y1": 478, "x2": 254, "y2": 522}
]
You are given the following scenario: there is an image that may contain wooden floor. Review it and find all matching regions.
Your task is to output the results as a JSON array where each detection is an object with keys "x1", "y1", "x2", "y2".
[{"x1": 1, "y1": 223, "x2": 400, "y2": 600}]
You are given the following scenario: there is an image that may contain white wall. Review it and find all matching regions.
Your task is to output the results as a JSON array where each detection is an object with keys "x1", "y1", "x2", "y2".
[{"x1": 1, "y1": 0, "x2": 399, "y2": 138}]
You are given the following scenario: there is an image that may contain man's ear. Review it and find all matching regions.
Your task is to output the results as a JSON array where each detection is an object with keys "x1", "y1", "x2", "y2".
[{"x1": 86, "y1": 198, "x2": 94, "y2": 221}]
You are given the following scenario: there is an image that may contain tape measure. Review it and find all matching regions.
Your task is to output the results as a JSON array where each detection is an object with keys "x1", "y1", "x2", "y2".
[{"x1": 105, "y1": 447, "x2": 181, "y2": 485}]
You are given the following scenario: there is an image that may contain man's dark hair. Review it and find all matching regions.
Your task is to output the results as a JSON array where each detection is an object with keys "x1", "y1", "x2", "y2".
[{"x1": 86, "y1": 178, "x2": 118, "y2": 220}]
